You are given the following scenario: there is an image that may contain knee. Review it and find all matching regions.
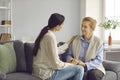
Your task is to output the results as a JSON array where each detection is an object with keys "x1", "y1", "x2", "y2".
[
  {"x1": 88, "y1": 70, "x2": 101, "y2": 76},
  {"x1": 87, "y1": 69, "x2": 104, "y2": 80},
  {"x1": 75, "y1": 65, "x2": 84, "y2": 74}
]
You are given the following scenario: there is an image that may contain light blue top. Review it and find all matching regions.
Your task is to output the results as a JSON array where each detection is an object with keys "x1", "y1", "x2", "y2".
[{"x1": 66, "y1": 36, "x2": 104, "y2": 71}]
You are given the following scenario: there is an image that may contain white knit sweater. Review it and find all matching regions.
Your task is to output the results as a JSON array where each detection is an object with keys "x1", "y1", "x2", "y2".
[
  {"x1": 32, "y1": 30, "x2": 72, "y2": 80},
  {"x1": 72, "y1": 35, "x2": 105, "y2": 74}
]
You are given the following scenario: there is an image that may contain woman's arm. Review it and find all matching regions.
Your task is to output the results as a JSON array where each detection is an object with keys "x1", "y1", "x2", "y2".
[
  {"x1": 45, "y1": 35, "x2": 70, "y2": 70},
  {"x1": 58, "y1": 43, "x2": 68, "y2": 54},
  {"x1": 58, "y1": 36, "x2": 77, "y2": 54},
  {"x1": 65, "y1": 45, "x2": 74, "y2": 62}
]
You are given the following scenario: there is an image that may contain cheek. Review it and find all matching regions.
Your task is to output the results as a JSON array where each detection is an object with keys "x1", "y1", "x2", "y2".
[
  {"x1": 59, "y1": 26, "x2": 62, "y2": 29},
  {"x1": 88, "y1": 28, "x2": 93, "y2": 32},
  {"x1": 57, "y1": 26, "x2": 61, "y2": 31},
  {"x1": 82, "y1": 28, "x2": 87, "y2": 32}
]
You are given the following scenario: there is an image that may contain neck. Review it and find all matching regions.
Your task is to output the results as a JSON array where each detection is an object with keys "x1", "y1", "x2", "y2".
[{"x1": 50, "y1": 28, "x2": 56, "y2": 32}]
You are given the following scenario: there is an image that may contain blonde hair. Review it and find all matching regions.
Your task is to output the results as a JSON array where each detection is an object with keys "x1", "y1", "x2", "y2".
[{"x1": 82, "y1": 17, "x2": 97, "y2": 30}]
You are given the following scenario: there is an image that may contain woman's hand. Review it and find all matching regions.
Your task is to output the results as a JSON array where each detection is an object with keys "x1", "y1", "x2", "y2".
[
  {"x1": 66, "y1": 35, "x2": 77, "y2": 45},
  {"x1": 78, "y1": 60, "x2": 86, "y2": 67},
  {"x1": 67, "y1": 58, "x2": 86, "y2": 67},
  {"x1": 67, "y1": 58, "x2": 79, "y2": 65}
]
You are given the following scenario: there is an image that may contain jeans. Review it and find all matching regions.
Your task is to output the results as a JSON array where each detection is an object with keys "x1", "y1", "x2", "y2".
[{"x1": 48, "y1": 65, "x2": 84, "y2": 80}]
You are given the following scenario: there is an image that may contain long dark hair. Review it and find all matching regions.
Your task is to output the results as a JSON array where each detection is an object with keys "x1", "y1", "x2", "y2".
[{"x1": 33, "y1": 13, "x2": 65, "y2": 56}]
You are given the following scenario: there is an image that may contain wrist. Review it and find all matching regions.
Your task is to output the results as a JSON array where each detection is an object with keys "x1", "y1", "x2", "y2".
[{"x1": 67, "y1": 58, "x2": 74, "y2": 63}]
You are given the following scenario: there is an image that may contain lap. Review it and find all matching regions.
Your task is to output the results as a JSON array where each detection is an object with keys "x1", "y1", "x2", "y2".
[
  {"x1": 48, "y1": 65, "x2": 84, "y2": 80},
  {"x1": 86, "y1": 69, "x2": 104, "y2": 80}
]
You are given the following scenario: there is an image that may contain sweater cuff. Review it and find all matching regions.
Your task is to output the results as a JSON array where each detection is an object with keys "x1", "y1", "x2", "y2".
[{"x1": 84, "y1": 64, "x2": 87, "y2": 72}]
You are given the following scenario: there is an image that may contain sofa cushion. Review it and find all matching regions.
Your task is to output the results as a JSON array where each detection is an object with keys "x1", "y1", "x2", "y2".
[
  {"x1": 102, "y1": 71, "x2": 117, "y2": 80},
  {"x1": 6, "y1": 72, "x2": 41, "y2": 80},
  {"x1": 103, "y1": 60, "x2": 120, "y2": 72},
  {"x1": 24, "y1": 43, "x2": 34, "y2": 74},
  {"x1": 0, "y1": 70, "x2": 6, "y2": 80},
  {"x1": 13, "y1": 40, "x2": 27, "y2": 72},
  {"x1": 0, "y1": 42, "x2": 16, "y2": 74}
]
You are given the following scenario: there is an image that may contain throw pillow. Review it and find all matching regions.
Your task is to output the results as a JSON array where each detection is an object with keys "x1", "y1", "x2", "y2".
[
  {"x1": 0, "y1": 71, "x2": 6, "y2": 80},
  {"x1": 0, "y1": 42, "x2": 16, "y2": 74}
]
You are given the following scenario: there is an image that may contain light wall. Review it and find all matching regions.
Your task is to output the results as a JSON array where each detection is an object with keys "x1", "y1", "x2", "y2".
[
  {"x1": 13, "y1": 0, "x2": 80, "y2": 42},
  {"x1": 12, "y1": 0, "x2": 103, "y2": 42},
  {"x1": 80, "y1": 0, "x2": 104, "y2": 40}
]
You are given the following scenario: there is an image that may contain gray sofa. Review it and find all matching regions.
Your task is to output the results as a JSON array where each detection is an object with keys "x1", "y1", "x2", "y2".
[
  {"x1": 60, "y1": 56, "x2": 120, "y2": 80},
  {"x1": 0, "y1": 40, "x2": 120, "y2": 80}
]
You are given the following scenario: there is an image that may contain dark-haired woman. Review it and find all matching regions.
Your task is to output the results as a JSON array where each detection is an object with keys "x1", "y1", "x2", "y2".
[{"x1": 32, "y1": 13, "x2": 84, "y2": 80}]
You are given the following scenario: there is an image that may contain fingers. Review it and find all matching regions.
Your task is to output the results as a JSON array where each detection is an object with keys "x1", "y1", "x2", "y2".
[
  {"x1": 71, "y1": 59, "x2": 79, "y2": 65},
  {"x1": 67, "y1": 58, "x2": 74, "y2": 63},
  {"x1": 71, "y1": 59, "x2": 86, "y2": 67},
  {"x1": 78, "y1": 60, "x2": 86, "y2": 67},
  {"x1": 67, "y1": 58, "x2": 86, "y2": 67}
]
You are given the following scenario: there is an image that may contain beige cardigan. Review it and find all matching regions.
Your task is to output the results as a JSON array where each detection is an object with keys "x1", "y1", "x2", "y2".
[
  {"x1": 32, "y1": 30, "x2": 72, "y2": 80},
  {"x1": 72, "y1": 35, "x2": 105, "y2": 74}
]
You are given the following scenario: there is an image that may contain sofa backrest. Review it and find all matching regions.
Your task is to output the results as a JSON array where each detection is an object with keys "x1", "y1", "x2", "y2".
[
  {"x1": 13, "y1": 40, "x2": 27, "y2": 72},
  {"x1": 24, "y1": 42, "x2": 34, "y2": 74}
]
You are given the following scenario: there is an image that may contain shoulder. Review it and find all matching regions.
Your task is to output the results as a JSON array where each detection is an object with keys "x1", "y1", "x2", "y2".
[
  {"x1": 43, "y1": 32, "x2": 55, "y2": 41},
  {"x1": 74, "y1": 35, "x2": 80, "y2": 41},
  {"x1": 93, "y1": 35, "x2": 103, "y2": 45},
  {"x1": 72, "y1": 35, "x2": 81, "y2": 45}
]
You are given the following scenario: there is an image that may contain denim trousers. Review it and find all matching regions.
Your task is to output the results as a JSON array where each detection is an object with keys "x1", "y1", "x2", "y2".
[{"x1": 48, "y1": 65, "x2": 84, "y2": 80}]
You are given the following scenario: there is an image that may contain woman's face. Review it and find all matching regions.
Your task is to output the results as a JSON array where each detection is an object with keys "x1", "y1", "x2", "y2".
[{"x1": 81, "y1": 21, "x2": 93, "y2": 36}]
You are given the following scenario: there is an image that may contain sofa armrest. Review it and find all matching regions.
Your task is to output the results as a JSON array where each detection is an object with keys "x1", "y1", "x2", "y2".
[
  {"x1": 103, "y1": 60, "x2": 120, "y2": 72},
  {"x1": 0, "y1": 71, "x2": 6, "y2": 80}
]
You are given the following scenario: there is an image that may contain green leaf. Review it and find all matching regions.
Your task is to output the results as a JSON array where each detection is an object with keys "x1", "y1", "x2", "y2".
[{"x1": 99, "y1": 17, "x2": 120, "y2": 30}]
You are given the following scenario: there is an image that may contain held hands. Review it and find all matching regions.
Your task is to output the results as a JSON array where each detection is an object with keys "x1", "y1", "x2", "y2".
[
  {"x1": 67, "y1": 58, "x2": 86, "y2": 67},
  {"x1": 66, "y1": 35, "x2": 77, "y2": 46},
  {"x1": 78, "y1": 60, "x2": 86, "y2": 67},
  {"x1": 67, "y1": 58, "x2": 79, "y2": 65}
]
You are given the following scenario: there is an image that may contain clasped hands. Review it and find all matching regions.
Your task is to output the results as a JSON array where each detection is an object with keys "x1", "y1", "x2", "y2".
[{"x1": 67, "y1": 58, "x2": 86, "y2": 67}]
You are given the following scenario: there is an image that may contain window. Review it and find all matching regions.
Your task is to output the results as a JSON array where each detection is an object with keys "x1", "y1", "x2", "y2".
[{"x1": 105, "y1": 0, "x2": 120, "y2": 44}]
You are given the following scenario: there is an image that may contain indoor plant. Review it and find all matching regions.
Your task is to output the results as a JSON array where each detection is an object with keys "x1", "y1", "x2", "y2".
[
  {"x1": 99, "y1": 17, "x2": 120, "y2": 30},
  {"x1": 99, "y1": 17, "x2": 120, "y2": 46}
]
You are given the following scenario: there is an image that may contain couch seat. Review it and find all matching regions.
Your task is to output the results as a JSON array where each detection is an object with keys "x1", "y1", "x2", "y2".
[{"x1": 6, "y1": 72, "x2": 41, "y2": 80}]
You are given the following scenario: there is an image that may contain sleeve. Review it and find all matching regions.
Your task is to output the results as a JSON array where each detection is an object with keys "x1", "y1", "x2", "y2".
[
  {"x1": 58, "y1": 43, "x2": 68, "y2": 55},
  {"x1": 85, "y1": 44, "x2": 104, "y2": 70},
  {"x1": 65, "y1": 45, "x2": 74, "y2": 61},
  {"x1": 45, "y1": 36, "x2": 71, "y2": 70}
]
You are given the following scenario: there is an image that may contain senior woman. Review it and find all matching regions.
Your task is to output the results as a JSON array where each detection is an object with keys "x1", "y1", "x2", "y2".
[{"x1": 66, "y1": 17, "x2": 105, "y2": 80}]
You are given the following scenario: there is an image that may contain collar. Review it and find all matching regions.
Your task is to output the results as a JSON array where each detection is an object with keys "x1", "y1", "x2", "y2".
[
  {"x1": 48, "y1": 30, "x2": 54, "y2": 34},
  {"x1": 80, "y1": 35, "x2": 92, "y2": 43},
  {"x1": 48, "y1": 30, "x2": 56, "y2": 38}
]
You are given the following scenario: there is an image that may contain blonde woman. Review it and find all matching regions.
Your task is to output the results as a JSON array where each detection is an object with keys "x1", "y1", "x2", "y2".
[{"x1": 66, "y1": 17, "x2": 105, "y2": 80}]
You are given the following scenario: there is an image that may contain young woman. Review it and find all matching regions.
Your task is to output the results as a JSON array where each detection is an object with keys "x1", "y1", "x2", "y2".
[{"x1": 32, "y1": 13, "x2": 84, "y2": 80}]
